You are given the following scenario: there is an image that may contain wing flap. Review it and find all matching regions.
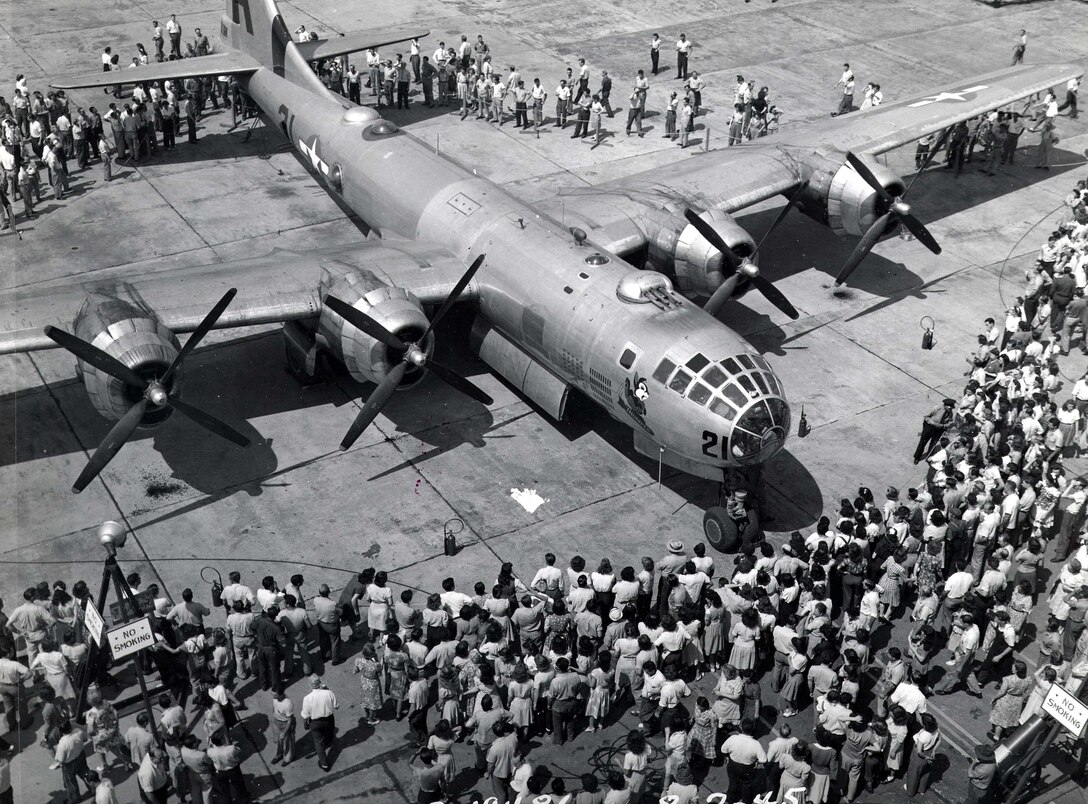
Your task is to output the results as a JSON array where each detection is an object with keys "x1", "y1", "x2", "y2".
[
  {"x1": 295, "y1": 27, "x2": 430, "y2": 62},
  {"x1": 50, "y1": 51, "x2": 262, "y2": 90}
]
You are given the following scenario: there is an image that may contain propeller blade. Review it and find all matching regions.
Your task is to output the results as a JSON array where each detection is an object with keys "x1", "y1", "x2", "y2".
[
  {"x1": 169, "y1": 397, "x2": 251, "y2": 447},
  {"x1": 72, "y1": 399, "x2": 148, "y2": 493},
  {"x1": 161, "y1": 288, "x2": 238, "y2": 384},
  {"x1": 420, "y1": 254, "x2": 486, "y2": 344},
  {"x1": 340, "y1": 362, "x2": 408, "y2": 451},
  {"x1": 751, "y1": 275, "x2": 799, "y2": 320},
  {"x1": 845, "y1": 152, "x2": 894, "y2": 205},
  {"x1": 835, "y1": 211, "x2": 894, "y2": 286},
  {"x1": 427, "y1": 361, "x2": 494, "y2": 405},
  {"x1": 323, "y1": 295, "x2": 407, "y2": 352},
  {"x1": 752, "y1": 180, "x2": 809, "y2": 256},
  {"x1": 703, "y1": 272, "x2": 744, "y2": 317},
  {"x1": 683, "y1": 209, "x2": 741, "y2": 269},
  {"x1": 902, "y1": 128, "x2": 951, "y2": 196},
  {"x1": 44, "y1": 326, "x2": 146, "y2": 389},
  {"x1": 899, "y1": 212, "x2": 942, "y2": 255}
]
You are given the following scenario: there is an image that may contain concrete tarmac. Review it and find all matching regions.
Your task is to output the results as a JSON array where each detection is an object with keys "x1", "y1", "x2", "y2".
[{"x1": 2, "y1": 0, "x2": 1088, "y2": 802}]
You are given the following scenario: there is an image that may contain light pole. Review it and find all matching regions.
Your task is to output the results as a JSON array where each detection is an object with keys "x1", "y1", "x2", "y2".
[{"x1": 73, "y1": 522, "x2": 160, "y2": 740}]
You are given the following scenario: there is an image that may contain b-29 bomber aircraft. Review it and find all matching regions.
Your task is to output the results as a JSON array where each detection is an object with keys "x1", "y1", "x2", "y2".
[{"x1": 0, "y1": 0, "x2": 1079, "y2": 541}]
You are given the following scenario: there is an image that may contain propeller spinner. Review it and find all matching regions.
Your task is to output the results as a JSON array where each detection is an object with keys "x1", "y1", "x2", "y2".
[
  {"x1": 834, "y1": 141, "x2": 947, "y2": 287},
  {"x1": 326, "y1": 253, "x2": 494, "y2": 451},
  {"x1": 44, "y1": 288, "x2": 250, "y2": 494}
]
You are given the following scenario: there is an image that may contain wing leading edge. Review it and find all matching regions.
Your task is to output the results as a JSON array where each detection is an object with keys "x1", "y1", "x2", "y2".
[{"x1": 0, "y1": 240, "x2": 479, "y2": 355}]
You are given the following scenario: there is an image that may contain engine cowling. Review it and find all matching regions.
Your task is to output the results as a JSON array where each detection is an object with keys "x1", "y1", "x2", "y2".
[
  {"x1": 72, "y1": 295, "x2": 182, "y2": 425},
  {"x1": 799, "y1": 153, "x2": 906, "y2": 236},
  {"x1": 670, "y1": 209, "x2": 757, "y2": 296},
  {"x1": 317, "y1": 261, "x2": 434, "y2": 386}
]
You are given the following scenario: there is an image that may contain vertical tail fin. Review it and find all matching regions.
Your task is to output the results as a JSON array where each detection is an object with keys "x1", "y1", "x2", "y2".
[{"x1": 221, "y1": 0, "x2": 330, "y2": 96}]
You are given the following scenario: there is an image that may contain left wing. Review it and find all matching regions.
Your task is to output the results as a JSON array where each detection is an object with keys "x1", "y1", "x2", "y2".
[
  {"x1": 295, "y1": 26, "x2": 430, "y2": 62},
  {"x1": 50, "y1": 52, "x2": 262, "y2": 90},
  {"x1": 0, "y1": 240, "x2": 476, "y2": 355}
]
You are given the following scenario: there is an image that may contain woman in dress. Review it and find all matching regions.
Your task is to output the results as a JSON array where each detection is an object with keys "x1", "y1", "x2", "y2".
[
  {"x1": 383, "y1": 634, "x2": 410, "y2": 721},
  {"x1": 688, "y1": 696, "x2": 717, "y2": 766},
  {"x1": 353, "y1": 641, "x2": 383, "y2": 725},
  {"x1": 904, "y1": 713, "x2": 941, "y2": 797},
  {"x1": 712, "y1": 664, "x2": 744, "y2": 728},
  {"x1": 989, "y1": 660, "x2": 1034, "y2": 740},
  {"x1": 779, "y1": 636, "x2": 809, "y2": 718},
  {"x1": 543, "y1": 599, "x2": 572, "y2": 649},
  {"x1": 30, "y1": 640, "x2": 75, "y2": 705},
  {"x1": 777, "y1": 740, "x2": 812, "y2": 804},
  {"x1": 807, "y1": 727, "x2": 837, "y2": 804},
  {"x1": 703, "y1": 594, "x2": 727, "y2": 672},
  {"x1": 85, "y1": 687, "x2": 134, "y2": 770},
  {"x1": 729, "y1": 607, "x2": 760, "y2": 672},
  {"x1": 1020, "y1": 665, "x2": 1058, "y2": 724},
  {"x1": 50, "y1": 583, "x2": 78, "y2": 646},
  {"x1": 885, "y1": 705, "x2": 910, "y2": 782},
  {"x1": 878, "y1": 548, "x2": 909, "y2": 621},
  {"x1": 591, "y1": 559, "x2": 616, "y2": 613},
  {"x1": 427, "y1": 718, "x2": 457, "y2": 791},
  {"x1": 585, "y1": 652, "x2": 613, "y2": 732},
  {"x1": 863, "y1": 719, "x2": 890, "y2": 793},
  {"x1": 365, "y1": 571, "x2": 393, "y2": 639},
  {"x1": 507, "y1": 663, "x2": 535, "y2": 742}
]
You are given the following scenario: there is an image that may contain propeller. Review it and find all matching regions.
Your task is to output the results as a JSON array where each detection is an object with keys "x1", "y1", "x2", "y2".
[
  {"x1": 329, "y1": 253, "x2": 494, "y2": 451},
  {"x1": 44, "y1": 288, "x2": 250, "y2": 494},
  {"x1": 834, "y1": 145, "x2": 947, "y2": 287},
  {"x1": 686, "y1": 180, "x2": 808, "y2": 319}
]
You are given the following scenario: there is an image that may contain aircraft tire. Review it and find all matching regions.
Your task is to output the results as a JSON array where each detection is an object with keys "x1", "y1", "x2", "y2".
[{"x1": 703, "y1": 506, "x2": 741, "y2": 553}]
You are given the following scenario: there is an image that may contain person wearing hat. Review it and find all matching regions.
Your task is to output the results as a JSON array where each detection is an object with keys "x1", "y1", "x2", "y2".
[
  {"x1": 913, "y1": 399, "x2": 956, "y2": 464},
  {"x1": 655, "y1": 541, "x2": 688, "y2": 615},
  {"x1": 965, "y1": 743, "x2": 997, "y2": 804}
]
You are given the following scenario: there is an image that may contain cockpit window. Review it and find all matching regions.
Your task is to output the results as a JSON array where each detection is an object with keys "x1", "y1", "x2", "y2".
[
  {"x1": 668, "y1": 368, "x2": 694, "y2": 395},
  {"x1": 722, "y1": 357, "x2": 741, "y2": 375},
  {"x1": 766, "y1": 373, "x2": 782, "y2": 395},
  {"x1": 737, "y1": 375, "x2": 757, "y2": 396},
  {"x1": 751, "y1": 355, "x2": 770, "y2": 371},
  {"x1": 767, "y1": 398, "x2": 790, "y2": 428},
  {"x1": 703, "y1": 365, "x2": 727, "y2": 389},
  {"x1": 688, "y1": 382, "x2": 713, "y2": 405},
  {"x1": 752, "y1": 372, "x2": 769, "y2": 395},
  {"x1": 722, "y1": 383, "x2": 747, "y2": 409},
  {"x1": 736, "y1": 354, "x2": 755, "y2": 371},
  {"x1": 686, "y1": 353, "x2": 709, "y2": 372},
  {"x1": 620, "y1": 348, "x2": 637, "y2": 369},
  {"x1": 740, "y1": 400, "x2": 774, "y2": 434},
  {"x1": 710, "y1": 397, "x2": 737, "y2": 421},
  {"x1": 731, "y1": 430, "x2": 760, "y2": 458},
  {"x1": 652, "y1": 358, "x2": 676, "y2": 385}
]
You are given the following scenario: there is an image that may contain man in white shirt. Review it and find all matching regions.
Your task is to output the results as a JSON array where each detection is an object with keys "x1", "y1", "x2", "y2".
[
  {"x1": 221, "y1": 572, "x2": 255, "y2": 613},
  {"x1": 166, "y1": 15, "x2": 181, "y2": 59},
  {"x1": 301, "y1": 676, "x2": 338, "y2": 770},
  {"x1": 152, "y1": 21, "x2": 164, "y2": 61},
  {"x1": 530, "y1": 553, "x2": 564, "y2": 599},
  {"x1": 675, "y1": 34, "x2": 692, "y2": 80},
  {"x1": 650, "y1": 33, "x2": 661, "y2": 75},
  {"x1": 1059, "y1": 76, "x2": 1079, "y2": 119},
  {"x1": 889, "y1": 676, "x2": 928, "y2": 718},
  {"x1": 720, "y1": 720, "x2": 767, "y2": 802},
  {"x1": 439, "y1": 578, "x2": 472, "y2": 618}
]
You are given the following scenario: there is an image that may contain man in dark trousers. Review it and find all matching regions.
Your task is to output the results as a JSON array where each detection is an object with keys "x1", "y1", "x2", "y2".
[
  {"x1": 1050, "y1": 264, "x2": 1077, "y2": 333},
  {"x1": 252, "y1": 606, "x2": 285, "y2": 692},
  {"x1": 913, "y1": 398, "x2": 955, "y2": 464},
  {"x1": 599, "y1": 71, "x2": 613, "y2": 117}
]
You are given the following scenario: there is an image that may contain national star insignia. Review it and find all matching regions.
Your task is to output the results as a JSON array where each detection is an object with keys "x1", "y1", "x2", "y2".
[
  {"x1": 297, "y1": 136, "x2": 329, "y2": 176},
  {"x1": 908, "y1": 85, "x2": 989, "y2": 108}
]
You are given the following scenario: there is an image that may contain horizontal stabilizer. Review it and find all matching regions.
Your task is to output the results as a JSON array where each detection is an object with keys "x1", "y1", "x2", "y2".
[
  {"x1": 50, "y1": 51, "x2": 262, "y2": 90},
  {"x1": 294, "y1": 26, "x2": 430, "y2": 62}
]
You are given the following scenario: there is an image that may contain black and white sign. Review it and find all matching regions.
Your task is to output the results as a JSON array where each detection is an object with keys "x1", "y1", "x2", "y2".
[
  {"x1": 1042, "y1": 682, "x2": 1088, "y2": 738},
  {"x1": 106, "y1": 617, "x2": 155, "y2": 660},
  {"x1": 83, "y1": 599, "x2": 105, "y2": 647}
]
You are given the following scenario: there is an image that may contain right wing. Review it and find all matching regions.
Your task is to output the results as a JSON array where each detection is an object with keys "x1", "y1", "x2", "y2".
[
  {"x1": 0, "y1": 240, "x2": 478, "y2": 355},
  {"x1": 294, "y1": 26, "x2": 430, "y2": 62},
  {"x1": 50, "y1": 52, "x2": 262, "y2": 90}
]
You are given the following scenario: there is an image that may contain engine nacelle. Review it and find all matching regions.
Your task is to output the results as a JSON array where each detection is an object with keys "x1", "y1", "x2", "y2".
[
  {"x1": 670, "y1": 209, "x2": 757, "y2": 296},
  {"x1": 799, "y1": 153, "x2": 906, "y2": 236},
  {"x1": 72, "y1": 295, "x2": 182, "y2": 425},
  {"x1": 317, "y1": 261, "x2": 434, "y2": 386}
]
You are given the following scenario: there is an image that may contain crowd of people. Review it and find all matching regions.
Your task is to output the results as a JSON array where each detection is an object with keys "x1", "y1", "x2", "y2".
[{"x1": 307, "y1": 33, "x2": 784, "y2": 148}]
